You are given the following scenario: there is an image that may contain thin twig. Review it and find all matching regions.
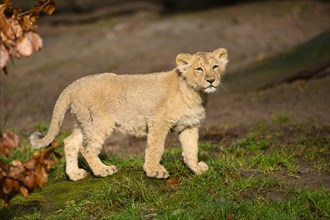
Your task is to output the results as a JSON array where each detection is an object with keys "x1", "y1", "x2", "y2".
[{"x1": 17, "y1": 0, "x2": 51, "y2": 18}]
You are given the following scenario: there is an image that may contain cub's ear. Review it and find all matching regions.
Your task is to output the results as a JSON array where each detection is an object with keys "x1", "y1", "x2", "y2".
[
  {"x1": 176, "y1": 53, "x2": 193, "y2": 73},
  {"x1": 212, "y1": 48, "x2": 228, "y2": 64}
]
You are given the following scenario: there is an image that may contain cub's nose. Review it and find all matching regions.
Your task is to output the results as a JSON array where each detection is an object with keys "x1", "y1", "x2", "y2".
[{"x1": 206, "y1": 78, "x2": 215, "y2": 84}]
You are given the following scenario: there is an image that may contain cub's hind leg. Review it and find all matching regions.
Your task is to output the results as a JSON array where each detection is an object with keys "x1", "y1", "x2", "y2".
[
  {"x1": 79, "y1": 124, "x2": 118, "y2": 178},
  {"x1": 64, "y1": 127, "x2": 87, "y2": 181}
]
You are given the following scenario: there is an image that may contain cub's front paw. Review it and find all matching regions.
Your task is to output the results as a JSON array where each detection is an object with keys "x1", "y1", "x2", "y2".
[
  {"x1": 93, "y1": 165, "x2": 118, "y2": 177},
  {"x1": 67, "y1": 168, "x2": 87, "y2": 181},
  {"x1": 190, "y1": 161, "x2": 209, "y2": 175},
  {"x1": 144, "y1": 164, "x2": 169, "y2": 179}
]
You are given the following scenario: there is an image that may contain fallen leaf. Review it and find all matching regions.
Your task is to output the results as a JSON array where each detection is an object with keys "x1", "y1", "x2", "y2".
[
  {"x1": 3, "y1": 178, "x2": 19, "y2": 195},
  {"x1": 1, "y1": 146, "x2": 61, "y2": 207},
  {"x1": 23, "y1": 159, "x2": 36, "y2": 170},
  {"x1": 1, "y1": 131, "x2": 19, "y2": 149},
  {"x1": 22, "y1": 173, "x2": 36, "y2": 190},
  {"x1": 8, "y1": 160, "x2": 24, "y2": 177},
  {"x1": 35, "y1": 166, "x2": 48, "y2": 187},
  {"x1": 167, "y1": 177, "x2": 179, "y2": 185},
  {"x1": 19, "y1": 186, "x2": 29, "y2": 198},
  {"x1": 227, "y1": 212, "x2": 233, "y2": 220},
  {"x1": 0, "y1": 147, "x2": 10, "y2": 157},
  {"x1": 51, "y1": 140, "x2": 59, "y2": 147}
]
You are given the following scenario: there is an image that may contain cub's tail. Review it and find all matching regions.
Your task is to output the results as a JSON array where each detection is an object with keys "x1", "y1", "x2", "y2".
[{"x1": 30, "y1": 90, "x2": 71, "y2": 149}]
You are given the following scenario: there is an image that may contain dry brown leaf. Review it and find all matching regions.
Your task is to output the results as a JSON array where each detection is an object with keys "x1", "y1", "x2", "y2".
[
  {"x1": 227, "y1": 212, "x2": 233, "y2": 220},
  {"x1": 22, "y1": 173, "x2": 36, "y2": 190},
  {"x1": 3, "y1": 178, "x2": 19, "y2": 195},
  {"x1": 0, "y1": 131, "x2": 19, "y2": 157},
  {"x1": 0, "y1": 44, "x2": 9, "y2": 70},
  {"x1": 7, "y1": 18, "x2": 23, "y2": 39},
  {"x1": 51, "y1": 140, "x2": 59, "y2": 147},
  {"x1": 0, "y1": 0, "x2": 11, "y2": 14},
  {"x1": 1, "y1": 146, "x2": 61, "y2": 207},
  {"x1": 42, "y1": 0, "x2": 56, "y2": 15},
  {"x1": 0, "y1": 14, "x2": 11, "y2": 40},
  {"x1": 28, "y1": 6, "x2": 41, "y2": 24},
  {"x1": 167, "y1": 177, "x2": 179, "y2": 185},
  {"x1": 32, "y1": 151, "x2": 43, "y2": 165},
  {"x1": 0, "y1": 147, "x2": 10, "y2": 157},
  {"x1": 41, "y1": 149, "x2": 57, "y2": 172},
  {"x1": 0, "y1": 0, "x2": 56, "y2": 74},
  {"x1": 19, "y1": 186, "x2": 29, "y2": 198},
  {"x1": 1, "y1": 131, "x2": 61, "y2": 207},
  {"x1": 8, "y1": 160, "x2": 24, "y2": 177},
  {"x1": 23, "y1": 159, "x2": 37, "y2": 170},
  {"x1": 20, "y1": 15, "x2": 35, "y2": 31},
  {"x1": 35, "y1": 166, "x2": 48, "y2": 187},
  {"x1": 11, "y1": 7, "x2": 22, "y2": 20},
  {"x1": 1, "y1": 132, "x2": 19, "y2": 149},
  {"x1": 25, "y1": 32, "x2": 42, "y2": 51},
  {"x1": 15, "y1": 35, "x2": 33, "y2": 57}
]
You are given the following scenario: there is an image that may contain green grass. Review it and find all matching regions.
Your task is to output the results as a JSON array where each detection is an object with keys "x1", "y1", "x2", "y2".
[
  {"x1": 273, "y1": 114, "x2": 291, "y2": 124},
  {"x1": 1, "y1": 122, "x2": 329, "y2": 219}
]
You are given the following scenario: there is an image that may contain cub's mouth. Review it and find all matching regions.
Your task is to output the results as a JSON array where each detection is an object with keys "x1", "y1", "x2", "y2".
[{"x1": 204, "y1": 86, "x2": 217, "y2": 93}]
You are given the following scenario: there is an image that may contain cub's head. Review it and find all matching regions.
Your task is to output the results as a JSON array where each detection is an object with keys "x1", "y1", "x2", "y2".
[{"x1": 176, "y1": 48, "x2": 228, "y2": 93}]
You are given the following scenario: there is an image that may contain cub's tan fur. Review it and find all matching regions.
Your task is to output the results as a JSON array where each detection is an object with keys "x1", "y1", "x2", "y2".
[{"x1": 30, "y1": 48, "x2": 228, "y2": 181}]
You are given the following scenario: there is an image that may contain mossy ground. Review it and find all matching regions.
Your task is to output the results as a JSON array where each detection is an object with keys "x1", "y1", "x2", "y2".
[{"x1": 1, "y1": 118, "x2": 329, "y2": 219}]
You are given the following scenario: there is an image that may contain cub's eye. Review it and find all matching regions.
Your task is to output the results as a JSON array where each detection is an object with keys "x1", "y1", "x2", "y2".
[
  {"x1": 196, "y1": 67, "x2": 203, "y2": 72},
  {"x1": 213, "y1": 65, "x2": 219, "y2": 70}
]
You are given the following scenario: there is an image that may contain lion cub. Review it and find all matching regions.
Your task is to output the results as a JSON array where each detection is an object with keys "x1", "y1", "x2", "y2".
[{"x1": 30, "y1": 48, "x2": 228, "y2": 181}]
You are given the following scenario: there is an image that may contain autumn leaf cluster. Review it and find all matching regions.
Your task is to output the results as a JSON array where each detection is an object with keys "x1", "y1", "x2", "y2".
[
  {"x1": 0, "y1": 131, "x2": 19, "y2": 157},
  {"x1": 0, "y1": 0, "x2": 56, "y2": 73},
  {"x1": 0, "y1": 132, "x2": 61, "y2": 208}
]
